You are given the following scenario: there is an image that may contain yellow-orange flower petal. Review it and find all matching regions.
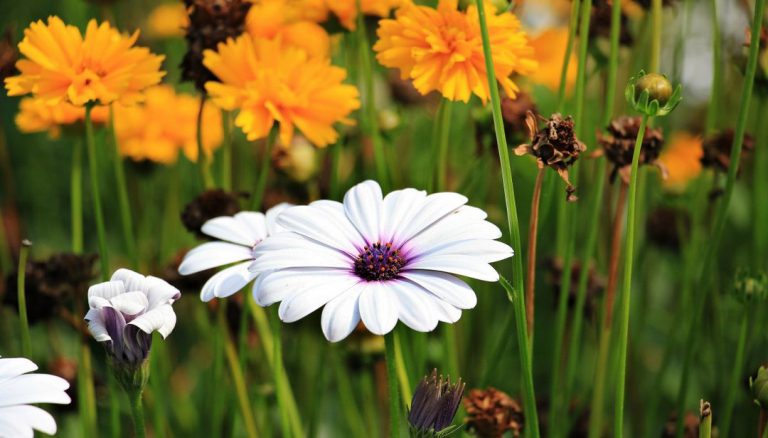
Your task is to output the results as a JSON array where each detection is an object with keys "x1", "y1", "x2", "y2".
[
  {"x1": 246, "y1": 1, "x2": 330, "y2": 58},
  {"x1": 147, "y1": 3, "x2": 189, "y2": 39},
  {"x1": 5, "y1": 16, "x2": 165, "y2": 106},
  {"x1": 328, "y1": 0, "x2": 403, "y2": 30},
  {"x1": 203, "y1": 34, "x2": 360, "y2": 147},
  {"x1": 15, "y1": 97, "x2": 108, "y2": 138},
  {"x1": 374, "y1": 0, "x2": 537, "y2": 103},
  {"x1": 114, "y1": 85, "x2": 222, "y2": 164},
  {"x1": 658, "y1": 132, "x2": 703, "y2": 191},
  {"x1": 528, "y1": 27, "x2": 576, "y2": 94}
]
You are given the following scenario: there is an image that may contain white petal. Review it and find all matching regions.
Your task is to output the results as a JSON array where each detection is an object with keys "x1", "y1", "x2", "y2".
[
  {"x1": 379, "y1": 188, "x2": 427, "y2": 242},
  {"x1": 178, "y1": 242, "x2": 253, "y2": 275},
  {"x1": 406, "y1": 256, "x2": 500, "y2": 282},
  {"x1": 202, "y1": 216, "x2": 258, "y2": 246},
  {"x1": 321, "y1": 287, "x2": 363, "y2": 342},
  {"x1": 111, "y1": 269, "x2": 147, "y2": 292},
  {"x1": 358, "y1": 282, "x2": 398, "y2": 336},
  {"x1": 396, "y1": 192, "x2": 467, "y2": 243},
  {"x1": 84, "y1": 309, "x2": 112, "y2": 342},
  {"x1": 214, "y1": 264, "x2": 257, "y2": 299},
  {"x1": 87, "y1": 280, "x2": 126, "y2": 301},
  {"x1": 427, "y1": 294, "x2": 462, "y2": 323},
  {"x1": 200, "y1": 262, "x2": 252, "y2": 302},
  {"x1": 389, "y1": 280, "x2": 438, "y2": 332},
  {"x1": 343, "y1": 180, "x2": 383, "y2": 243},
  {"x1": 129, "y1": 305, "x2": 177, "y2": 338},
  {"x1": 416, "y1": 239, "x2": 514, "y2": 263},
  {"x1": 265, "y1": 203, "x2": 293, "y2": 235},
  {"x1": 255, "y1": 268, "x2": 354, "y2": 306},
  {"x1": 107, "y1": 291, "x2": 148, "y2": 317},
  {"x1": 0, "y1": 359, "x2": 37, "y2": 381},
  {"x1": 406, "y1": 208, "x2": 502, "y2": 252},
  {"x1": 143, "y1": 276, "x2": 181, "y2": 308},
  {"x1": 277, "y1": 273, "x2": 360, "y2": 323},
  {"x1": 0, "y1": 375, "x2": 71, "y2": 407},
  {"x1": 0, "y1": 405, "x2": 59, "y2": 437},
  {"x1": 250, "y1": 235, "x2": 352, "y2": 272},
  {"x1": 400, "y1": 271, "x2": 477, "y2": 309},
  {"x1": 277, "y1": 204, "x2": 362, "y2": 255}
]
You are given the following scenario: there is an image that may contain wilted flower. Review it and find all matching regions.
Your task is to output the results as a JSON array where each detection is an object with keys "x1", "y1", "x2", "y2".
[
  {"x1": 181, "y1": 189, "x2": 243, "y2": 237},
  {"x1": 251, "y1": 180, "x2": 513, "y2": 342},
  {"x1": 598, "y1": 115, "x2": 665, "y2": 184},
  {"x1": 181, "y1": 0, "x2": 252, "y2": 91},
  {"x1": 85, "y1": 269, "x2": 180, "y2": 370},
  {"x1": 272, "y1": 135, "x2": 319, "y2": 183},
  {"x1": 701, "y1": 129, "x2": 755, "y2": 174},
  {"x1": 374, "y1": 0, "x2": 537, "y2": 103},
  {"x1": 5, "y1": 17, "x2": 165, "y2": 106},
  {"x1": 408, "y1": 370, "x2": 465, "y2": 437},
  {"x1": 514, "y1": 112, "x2": 586, "y2": 201},
  {"x1": 147, "y1": 3, "x2": 189, "y2": 39},
  {"x1": 178, "y1": 203, "x2": 291, "y2": 302},
  {"x1": 0, "y1": 28, "x2": 17, "y2": 82},
  {"x1": 464, "y1": 387, "x2": 524, "y2": 437},
  {"x1": 203, "y1": 35, "x2": 360, "y2": 147},
  {"x1": 246, "y1": 0, "x2": 330, "y2": 57},
  {"x1": 0, "y1": 356, "x2": 71, "y2": 437},
  {"x1": 657, "y1": 132, "x2": 703, "y2": 191},
  {"x1": 528, "y1": 27, "x2": 577, "y2": 94},
  {"x1": 15, "y1": 98, "x2": 109, "y2": 139}
]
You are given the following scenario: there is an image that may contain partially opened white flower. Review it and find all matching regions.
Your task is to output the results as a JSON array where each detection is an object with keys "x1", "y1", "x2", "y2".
[
  {"x1": 178, "y1": 203, "x2": 291, "y2": 302},
  {"x1": 251, "y1": 180, "x2": 513, "y2": 342},
  {"x1": 0, "y1": 356, "x2": 71, "y2": 437},
  {"x1": 85, "y1": 269, "x2": 180, "y2": 365}
]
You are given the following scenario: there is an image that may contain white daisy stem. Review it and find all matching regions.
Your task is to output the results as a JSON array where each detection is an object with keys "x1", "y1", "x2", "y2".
[
  {"x1": 71, "y1": 139, "x2": 84, "y2": 253},
  {"x1": 674, "y1": 0, "x2": 765, "y2": 434},
  {"x1": 475, "y1": 2, "x2": 540, "y2": 436},
  {"x1": 78, "y1": 342, "x2": 98, "y2": 437},
  {"x1": 384, "y1": 332, "x2": 401, "y2": 437},
  {"x1": 196, "y1": 93, "x2": 215, "y2": 190},
  {"x1": 16, "y1": 239, "x2": 31, "y2": 357},
  {"x1": 269, "y1": 308, "x2": 292, "y2": 438},
  {"x1": 223, "y1": 327, "x2": 259, "y2": 438},
  {"x1": 435, "y1": 99, "x2": 453, "y2": 192},
  {"x1": 556, "y1": 0, "x2": 582, "y2": 113},
  {"x1": 127, "y1": 387, "x2": 147, "y2": 438},
  {"x1": 109, "y1": 105, "x2": 139, "y2": 269},
  {"x1": 84, "y1": 105, "x2": 110, "y2": 281},
  {"x1": 251, "y1": 129, "x2": 275, "y2": 211}
]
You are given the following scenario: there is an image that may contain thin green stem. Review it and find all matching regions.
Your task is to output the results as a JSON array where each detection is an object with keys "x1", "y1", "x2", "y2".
[
  {"x1": 71, "y1": 140, "x2": 84, "y2": 253},
  {"x1": 196, "y1": 93, "x2": 215, "y2": 190},
  {"x1": 753, "y1": 96, "x2": 768, "y2": 263},
  {"x1": 436, "y1": 100, "x2": 453, "y2": 192},
  {"x1": 614, "y1": 113, "x2": 650, "y2": 437},
  {"x1": 107, "y1": 373, "x2": 121, "y2": 438},
  {"x1": 85, "y1": 105, "x2": 110, "y2": 281},
  {"x1": 699, "y1": 403, "x2": 712, "y2": 438},
  {"x1": 128, "y1": 388, "x2": 147, "y2": 438},
  {"x1": 557, "y1": 0, "x2": 582, "y2": 113},
  {"x1": 574, "y1": 0, "x2": 593, "y2": 134},
  {"x1": 705, "y1": 0, "x2": 721, "y2": 134},
  {"x1": 330, "y1": 139, "x2": 343, "y2": 200},
  {"x1": 271, "y1": 309, "x2": 292, "y2": 438},
  {"x1": 78, "y1": 343, "x2": 98, "y2": 437},
  {"x1": 222, "y1": 111, "x2": 233, "y2": 191},
  {"x1": 210, "y1": 303, "x2": 227, "y2": 436},
  {"x1": 604, "y1": 0, "x2": 623, "y2": 125},
  {"x1": 720, "y1": 307, "x2": 751, "y2": 434},
  {"x1": 17, "y1": 240, "x2": 31, "y2": 357},
  {"x1": 109, "y1": 106, "x2": 138, "y2": 268},
  {"x1": 223, "y1": 325, "x2": 259, "y2": 438},
  {"x1": 394, "y1": 330, "x2": 413, "y2": 405},
  {"x1": 675, "y1": 0, "x2": 765, "y2": 433},
  {"x1": 476, "y1": 2, "x2": 539, "y2": 435},
  {"x1": 650, "y1": 0, "x2": 662, "y2": 72},
  {"x1": 251, "y1": 131, "x2": 275, "y2": 211},
  {"x1": 385, "y1": 332, "x2": 401, "y2": 437}
]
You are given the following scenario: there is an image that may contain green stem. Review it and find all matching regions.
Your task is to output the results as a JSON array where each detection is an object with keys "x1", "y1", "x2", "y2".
[
  {"x1": 71, "y1": 140, "x2": 84, "y2": 253},
  {"x1": 699, "y1": 402, "x2": 712, "y2": 438},
  {"x1": 85, "y1": 105, "x2": 110, "y2": 281},
  {"x1": 330, "y1": 139, "x2": 343, "y2": 200},
  {"x1": 270, "y1": 309, "x2": 292, "y2": 438},
  {"x1": 573, "y1": 0, "x2": 593, "y2": 133},
  {"x1": 613, "y1": 113, "x2": 650, "y2": 437},
  {"x1": 196, "y1": 93, "x2": 215, "y2": 190},
  {"x1": 476, "y1": 2, "x2": 539, "y2": 435},
  {"x1": 705, "y1": 0, "x2": 721, "y2": 134},
  {"x1": 385, "y1": 332, "x2": 401, "y2": 438},
  {"x1": 78, "y1": 343, "x2": 98, "y2": 437},
  {"x1": 604, "y1": 0, "x2": 623, "y2": 124},
  {"x1": 720, "y1": 307, "x2": 751, "y2": 434},
  {"x1": 223, "y1": 325, "x2": 259, "y2": 438},
  {"x1": 650, "y1": 0, "x2": 662, "y2": 72},
  {"x1": 394, "y1": 330, "x2": 413, "y2": 405},
  {"x1": 675, "y1": 0, "x2": 766, "y2": 433},
  {"x1": 222, "y1": 111, "x2": 233, "y2": 191},
  {"x1": 107, "y1": 373, "x2": 121, "y2": 438},
  {"x1": 109, "y1": 106, "x2": 138, "y2": 268},
  {"x1": 128, "y1": 388, "x2": 147, "y2": 438},
  {"x1": 436, "y1": 100, "x2": 453, "y2": 192},
  {"x1": 251, "y1": 131, "x2": 275, "y2": 211},
  {"x1": 753, "y1": 97, "x2": 768, "y2": 263},
  {"x1": 556, "y1": 0, "x2": 582, "y2": 113},
  {"x1": 210, "y1": 303, "x2": 227, "y2": 436},
  {"x1": 17, "y1": 240, "x2": 31, "y2": 357}
]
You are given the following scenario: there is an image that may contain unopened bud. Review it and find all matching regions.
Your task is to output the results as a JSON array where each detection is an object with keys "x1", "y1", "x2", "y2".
[{"x1": 634, "y1": 73, "x2": 673, "y2": 107}]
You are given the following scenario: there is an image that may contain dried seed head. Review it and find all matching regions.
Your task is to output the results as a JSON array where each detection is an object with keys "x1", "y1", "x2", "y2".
[
  {"x1": 589, "y1": 0, "x2": 633, "y2": 46},
  {"x1": 0, "y1": 28, "x2": 17, "y2": 82},
  {"x1": 661, "y1": 411, "x2": 699, "y2": 438},
  {"x1": 181, "y1": 0, "x2": 252, "y2": 91},
  {"x1": 181, "y1": 189, "x2": 243, "y2": 237},
  {"x1": 514, "y1": 112, "x2": 587, "y2": 201},
  {"x1": 501, "y1": 92, "x2": 538, "y2": 137},
  {"x1": 464, "y1": 387, "x2": 524, "y2": 437},
  {"x1": 701, "y1": 129, "x2": 755, "y2": 173},
  {"x1": 408, "y1": 370, "x2": 465, "y2": 436},
  {"x1": 598, "y1": 115, "x2": 665, "y2": 184}
]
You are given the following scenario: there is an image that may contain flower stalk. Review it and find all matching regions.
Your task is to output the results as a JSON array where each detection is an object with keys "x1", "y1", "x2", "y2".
[
  {"x1": 109, "y1": 106, "x2": 138, "y2": 268},
  {"x1": 128, "y1": 387, "x2": 147, "y2": 438},
  {"x1": 196, "y1": 93, "x2": 215, "y2": 190},
  {"x1": 525, "y1": 166, "x2": 545, "y2": 338},
  {"x1": 251, "y1": 129, "x2": 275, "y2": 210},
  {"x1": 436, "y1": 100, "x2": 454, "y2": 192},
  {"x1": 17, "y1": 239, "x2": 31, "y2": 357},
  {"x1": 71, "y1": 140, "x2": 83, "y2": 253},
  {"x1": 720, "y1": 306, "x2": 751, "y2": 433},
  {"x1": 84, "y1": 105, "x2": 109, "y2": 280},
  {"x1": 699, "y1": 400, "x2": 712, "y2": 438},
  {"x1": 385, "y1": 331, "x2": 401, "y2": 437},
  {"x1": 557, "y1": 0, "x2": 582, "y2": 112}
]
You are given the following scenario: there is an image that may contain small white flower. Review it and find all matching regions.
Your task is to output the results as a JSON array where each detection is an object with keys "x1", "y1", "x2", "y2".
[
  {"x1": 85, "y1": 269, "x2": 180, "y2": 365},
  {"x1": 177, "y1": 203, "x2": 291, "y2": 302},
  {"x1": 251, "y1": 180, "x2": 513, "y2": 342},
  {"x1": 0, "y1": 356, "x2": 71, "y2": 438}
]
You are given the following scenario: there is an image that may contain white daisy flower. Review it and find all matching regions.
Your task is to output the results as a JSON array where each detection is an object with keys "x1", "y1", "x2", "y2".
[
  {"x1": 0, "y1": 356, "x2": 71, "y2": 437},
  {"x1": 85, "y1": 269, "x2": 180, "y2": 365},
  {"x1": 250, "y1": 180, "x2": 513, "y2": 342},
  {"x1": 177, "y1": 203, "x2": 292, "y2": 302}
]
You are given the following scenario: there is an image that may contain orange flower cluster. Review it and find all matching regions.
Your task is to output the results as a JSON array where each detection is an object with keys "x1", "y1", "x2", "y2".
[{"x1": 15, "y1": 98, "x2": 109, "y2": 138}]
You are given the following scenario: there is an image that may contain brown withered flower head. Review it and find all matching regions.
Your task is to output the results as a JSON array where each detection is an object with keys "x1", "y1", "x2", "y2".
[
  {"x1": 4, "y1": 253, "x2": 97, "y2": 324},
  {"x1": 545, "y1": 257, "x2": 605, "y2": 321},
  {"x1": 598, "y1": 115, "x2": 665, "y2": 184},
  {"x1": 589, "y1": 0, "x2": 633, "y2": 46},
  {"x1": 181, "y1": 0, "x2": 252, "y2": 91},
  {"x1": 0, "y1": 28, "x2": 17, "y2": 82},
  {"x1": 701, "y1": 128, "x2": 755, "y2": 174},
  {"x1": 661, "y1": 411, "x2": 698, "y2": 438},
  {"x1": 514, "y1": 112, "x2": 586, "y2": 201},
  {"x1": 464, "y1": 387, "x2": 524, "y2": 438},
  {"x1": 181, "y1": 189, "x2": 244, "y2": 238}
]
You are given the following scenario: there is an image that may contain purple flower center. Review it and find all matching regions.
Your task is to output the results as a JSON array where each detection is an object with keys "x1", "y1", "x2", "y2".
[{"x1": 354, "y1": 241, "x2": 406, "y2": 281}]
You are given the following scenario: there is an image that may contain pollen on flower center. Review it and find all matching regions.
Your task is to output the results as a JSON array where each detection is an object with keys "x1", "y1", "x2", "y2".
[{"x1": 354, "y1": 241, "x2": 406, "y2": 281}]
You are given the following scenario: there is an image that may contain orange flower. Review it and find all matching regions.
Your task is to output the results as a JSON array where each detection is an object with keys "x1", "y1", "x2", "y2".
[
  {"x1": 15, "y1": 97, "x2": 108, "y2": 138},
  {"x1": 328, "y1": 0, "x2": 403, "y2": 30},
  {"x1": 528, "y1": 27, "x2": 576, "y2": 94},
  {"x1": 114, "y1": 85, "x2": 222, "y2": 164},
  {"x1": 374, "y1": 0, "x2": 537, "y2": 103},
  {"x1": 658, "y1": 132, "x2": 703, "y2": 191},
  {"x1": 203, "y1": 34, "x2": 360, "y2": 147},
  {"x1": 5, "y1": 17, "x2": 165, "y2": 106},
  {"x1": 246, "y1": 0, "x2": 330, "y2": 57},
  {"x1": 147, "y1": 3, "x2": 189, "y2": 39}
]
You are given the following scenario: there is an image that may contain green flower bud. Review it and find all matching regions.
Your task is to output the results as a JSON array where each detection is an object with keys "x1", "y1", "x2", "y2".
[
  {"x1": 625, "y1": 70, "x2": 683, "y2": 117},
  {"x1": 751, "y1": 366, "x2": 768, "y2": 408},
  {"x1": 109, "y1": 356, "x2": 150, "y2": 394},
  {"x1": 634, "y1": 73, "x2": 673, "y2": 107}
]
